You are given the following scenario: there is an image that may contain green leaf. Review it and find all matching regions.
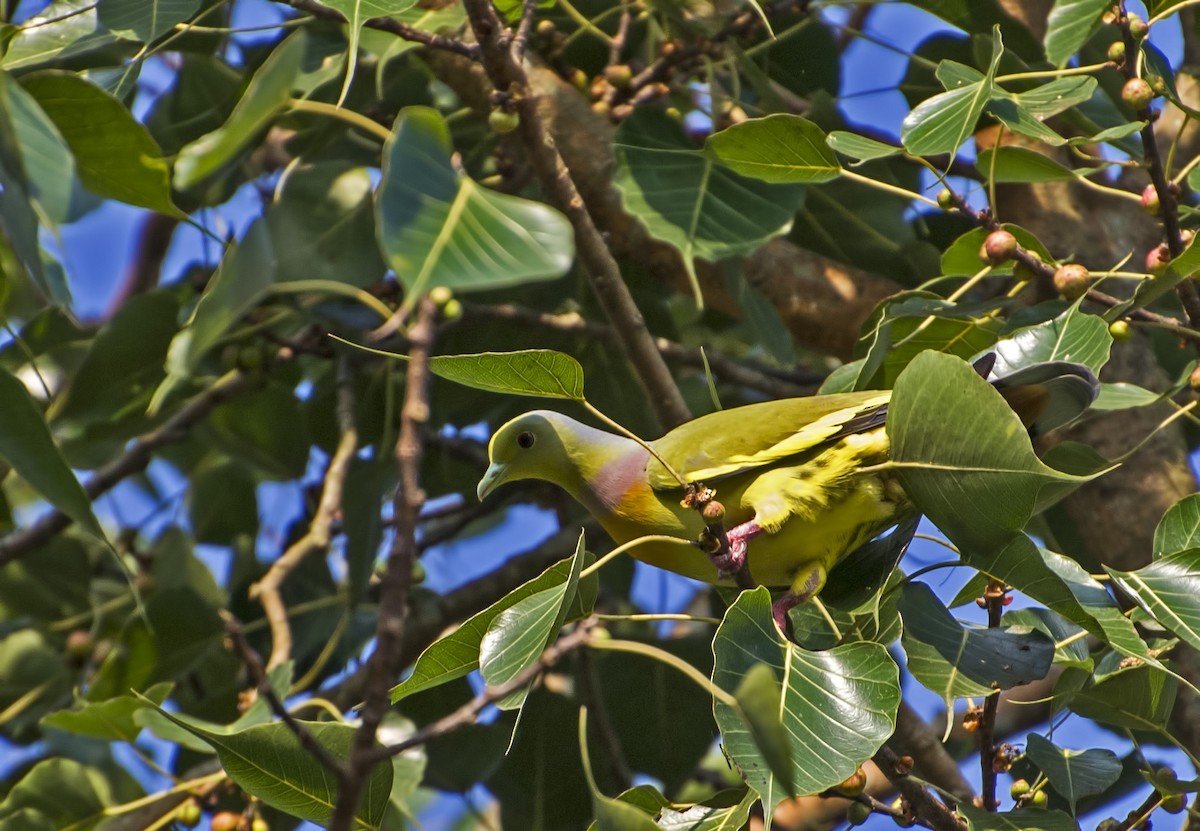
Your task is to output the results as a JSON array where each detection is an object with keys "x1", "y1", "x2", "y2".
[
  {"x1": 826, "y1": 131, "x2": 903, "y2": 163},
  {"x1": 1153, "y1": 494, "x2": 1200, "y2": 558},
  {"x1": 336, "y1": 342, "x2": 587, "y2": 401},
  {"x1": 990, "y1": 306, "x2": 1112, "y2": 376},
  {"x1": 98, "y1": 0, "x2": 199, "y2": 42},
  {"x1": 0, "y1": 758, "x2": 123, "y2": 829},
  {"x1": 315, "y1": 1, "x2": 417, "y2": 106},
  {"x1": 656, "y1": 793, "x2": 756, "y2": 830},
  {"x1": 733, "y1": 663, "x2": 795, "y2": 797},
  {"x1": 1107, "y1": 551, "x2": 1200, "y2": 653},
  {"x1": 479, "y1": 532, "x2": 585, "y2": 709},
  {"x1": 711, "y1": 588, "x2": 899, "y2": 820},
  {"x1": 376, "y1": 106, "x2": 573, "y2": 297},
  {"x1": 704, "y1": 115, "x2": 841, "y2": 183},
  {"x1": 613, "y1": 108, "x2": 804, "y2": 304},
  {"x1": 0, "y1": 366, "x2": 104, "y2": 539},
  {"x1": 20, "y1": 72, "x2": 180, "y2": 215},
  {"x1": 959, "y1": 804, "x2": 1078, "y2": 830},
  {"x1": 887, "y1": 351, "x2": 1098, "y2": 554},
  {"x1": 391, "y1": 549, "x2": 580, "y2": 701},
  {"x1": 51, "y1": 291, "x2": 179, "y2": 424},
  {"x1": 1012, "y1": 77, "x2": 1099, "y2": 118},
  {"x1": 1025, "y1": 733, "x2": 1121, "y2": 811},
  {"x1": 1044, "y1": 0, "x2": 1111, "y2": 67},
  {"x1": 40, "y1": 682, "x2": 171, "y2": 741},
  {"x1": 0, "y1": 72, "x2": 75, "y2": 225},
  {"x1": 901, "y1": 28, "x2": 1003, "y2": 158},
  {"x1": 142, "y1": 708, "x2": 392, "y2": 829},
  {"x1": 174, "y1": 31, "x2": 305, "y2": 188},
  {"x1": 151, "y1": 218, "x2": 274, "y2": 410},
  {"x1": 898, "y1": 582, "x2": 1054, "y2": 705},
  {"x1": 2, "y1": 0, "x2": 126, "y2": 71},
  {"x1": 267, "y1": 161, "x2": 386, "y2": 288},
  {"x1": 975, "y1": 147, "x2": 1077, "y2": 182},
  {"x1": 1092, "y1": 381, "x2": 1161, "y2": 411},
  {"x1": 1067, "y1": 663, "x2": 1177, "y2": 731}
]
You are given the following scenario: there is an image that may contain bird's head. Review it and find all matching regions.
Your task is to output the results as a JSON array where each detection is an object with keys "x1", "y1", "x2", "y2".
[{"x1": 477, "y1": 410, "x2": 581, "y2": 501}]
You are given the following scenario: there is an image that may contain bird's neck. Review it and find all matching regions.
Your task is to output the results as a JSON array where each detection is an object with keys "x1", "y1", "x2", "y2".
[{"x1": 556, "y1": 424, "x2": 647, "y2": 514}]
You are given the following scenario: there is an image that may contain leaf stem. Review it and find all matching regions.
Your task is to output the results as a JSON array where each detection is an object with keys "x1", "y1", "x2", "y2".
[
  {"x1": 994, "y1": 62, "x2": 1111, "y2": 83},
  {"x1": 840, "y1": 168, "x2": 941, "y2": 208},
  {"x1": 288, "y1": 98, "x2": 393, "y2": 142},
  {"x1": 587, "y1": 637, "x2": 741, "y2": 707},
  {"x1": 578, "y1": 534, "x2": 696, "y2": 579}
]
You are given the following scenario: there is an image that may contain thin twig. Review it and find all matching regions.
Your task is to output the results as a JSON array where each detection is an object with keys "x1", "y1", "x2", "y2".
[
  {"x1": 978, "y1": 579, "x2": 1006, "y2": 811},
  {"x1": 275, "y1": 0, "x2": 479, "y2": 59},
  {"x1": 511, "y1": 0, "x2": 539, "y2": 62},
  {"x1": 607, "y1": 0, "x2": 631, "y2": 66},
  {"x1": 872, "y1": 746, "x2": 966, "y2": 831},
  {"x1": 250, "y1": 357, "x2": 359, "y2": 671},
  {"x1": 372, "y1": 619, "x2": 599, "y2": 762},
  {"x1": 1116, "y1": 1, "x2": 1200, "y2": 337},
  {"x1": 223, "y1": 612, "x2": 346, "y2": 778},
  {"x1": 461, "y1": 0, "x2": 691, "y2": 430},
  {"x1": 328, "y1": 299, "x2": 437, "y2": 831},
  {"x1": 0, "y1": 369, "x2": 256, "y2": 566}
]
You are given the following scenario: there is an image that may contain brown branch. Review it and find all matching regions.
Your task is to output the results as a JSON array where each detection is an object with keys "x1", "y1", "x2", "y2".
[
  {"x1": 510, "y1": 0, "x2": 539, "y2": 62},
  {"x1": 329, "y1": 299, "x2": 436, "y2": 831},
  {"x1": 107, "y1": 213, "x2": 180, "y2": 320},
  {"x1": 892, "y1": 701, "x2": 974, "y2": 803},
  {"x1": 223, "y1": 612, "x2": 346, "y2": 778},
  {"x1": 372, "y1": 618, "x2": 598, "y2": 762},
  {"x1": 0, "y1": 369, "x2": 256, "y2": 567},
  {"x1": 250, "y1": 357, "x2": 359, "y2": 671},
  {"x1": 977, "y1": 580, "x2": 1006, "y2": 812},
  {"x1": 1116, "y1": 2, "x2": 1200, "y2": 336},
  {"x1": 872, "y1": 746, "x2": 966, "y2": 831},
  {"x1": 275, "y1": 0, "x2": 479, "y2": 59},
  {"x1": 461, "y1": 0, "x2": 691, "y2": 430}
]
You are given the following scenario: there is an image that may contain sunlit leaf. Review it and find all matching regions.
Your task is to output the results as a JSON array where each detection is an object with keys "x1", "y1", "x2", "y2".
[
  {"x1": 376, "y1": 106, "x2": 573, "y2": 297},
  {"x1": 705, "y1": 115, "x2": 841, "y2": 183},
  {"x1": 1025, "y1": 733, "x2": 1121, "y2": 810}
]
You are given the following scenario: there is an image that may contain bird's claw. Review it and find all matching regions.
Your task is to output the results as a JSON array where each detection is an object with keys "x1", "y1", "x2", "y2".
[{"x1": 709, "y1": 537, "x2": 747, "y2": 580}]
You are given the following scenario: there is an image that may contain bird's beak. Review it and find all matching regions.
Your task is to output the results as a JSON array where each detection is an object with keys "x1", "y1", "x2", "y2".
[{"x1": 477, "y1": 463, "x2": 503, "y2": 501}]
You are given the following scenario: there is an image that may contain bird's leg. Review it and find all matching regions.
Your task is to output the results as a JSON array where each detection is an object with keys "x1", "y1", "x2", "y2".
[
  {"x1": 771, "y1": 566, "x2": 825, "y2": 631},
  {"x1": 711, "y1": 519, "x2": 763, "y2": 579}
]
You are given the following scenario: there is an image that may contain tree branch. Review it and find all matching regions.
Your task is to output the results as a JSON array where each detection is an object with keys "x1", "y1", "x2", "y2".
[
  {"x1": 250, "y1": 357, "x2": 359, "y2": 671},
  {"x1": 329, "y1": 299, "x2": 436, "y2": 831},
  {"x1": 461, "y1": 0, "x2": 692, "y2": 430}
]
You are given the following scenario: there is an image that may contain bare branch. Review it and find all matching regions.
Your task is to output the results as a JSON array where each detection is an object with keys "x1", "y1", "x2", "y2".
[
  {"x1": 223, "y1": 612, "x2": 347, "y2": 779},
  {"x1": 329, "y1": 299, "x2": 437, "y2": 831},
  {"x1": 461, "y1": 0, "x2": 691, "y2": 430},
  {"x1": 250, "y1": 357, "x2": 359, "y2": 671}
]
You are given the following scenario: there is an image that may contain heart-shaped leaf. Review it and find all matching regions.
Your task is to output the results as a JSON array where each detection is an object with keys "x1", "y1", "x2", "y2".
[
  {"x1": 1107, "y1": 550, "x2": 1200, "y2": 652},
  {"x1": 899, "y1": 582, "x2": 1054, "y2": 705},
  {"x1": 711, "y1": 588, "x2": 899, "y2": 822},
  {"x1": 1153, "y1": 494, "x2": 1200, "y2": 558},
  {"x1": 705, "y1": 114, "x2": 841, "y2": 183},
  {"x1": 376, "y1": 106, "x2": 573, "y2": 297},
  {"x1": 613, "y1": 108, "x2": 804, "y2": 304},
  {"x1": 1025, "y1": 733, "x2": 1121, "y2": 811}
]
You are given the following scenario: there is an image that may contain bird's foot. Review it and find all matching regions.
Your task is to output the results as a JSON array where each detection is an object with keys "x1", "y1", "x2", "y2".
[
  {"x1": 708, "y1": 519, "x2": 762, "y2": 579},
  {"x1": 771, "y1": 567, "x2": 825, "y2": 632}
]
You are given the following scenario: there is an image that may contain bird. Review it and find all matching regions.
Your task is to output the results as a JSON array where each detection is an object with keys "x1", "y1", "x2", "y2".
[{"x1": 476, "y1": 357, "x2": 1098, "y2": 628}]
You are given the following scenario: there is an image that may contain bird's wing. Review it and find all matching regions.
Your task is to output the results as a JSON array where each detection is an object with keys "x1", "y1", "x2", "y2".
[{"x1": 646, "y1": 391, "x2": 891, "y2": 489}]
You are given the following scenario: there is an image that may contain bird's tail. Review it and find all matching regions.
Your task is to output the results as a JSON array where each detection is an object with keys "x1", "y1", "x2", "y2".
[{"x1": 977, "y1": 357, "x2": 1100, "y2": 437}]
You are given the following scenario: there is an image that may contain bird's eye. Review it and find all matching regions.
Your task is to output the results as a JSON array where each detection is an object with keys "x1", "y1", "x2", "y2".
[{"x1": 517, "y1": 431, "x2": 536, "y2": 449}]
